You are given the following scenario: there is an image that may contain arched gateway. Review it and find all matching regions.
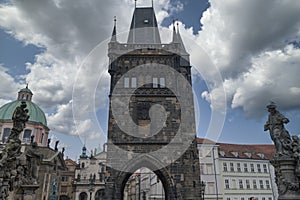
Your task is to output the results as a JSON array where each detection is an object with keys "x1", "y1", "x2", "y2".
[
  {"x1": 105, "y1": 5, "x2": 202, "y2": 200},
  {"x1": 115, "y1": 155, "x2": 175, "y2": 199}
]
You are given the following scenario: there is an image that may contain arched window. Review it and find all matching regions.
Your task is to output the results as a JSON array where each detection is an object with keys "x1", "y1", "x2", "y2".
[
  {"x1": 2, "y1": 128, "x2": 10, "y2": 143},
  {"x1": 23, "y1": 129, "x2": 32, "y2": 143},
  {"x1": 79, "y1": 192, "x2": 87, "y2": 200},
  {"x1": 95, "y1": 189, "x2": 105, "y2": 200}
]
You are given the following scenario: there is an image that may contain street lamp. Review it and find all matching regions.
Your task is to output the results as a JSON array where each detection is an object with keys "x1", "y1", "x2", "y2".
[
  {"x1": 89, "y1": 175, "x2": 95, "y2": 200},
  {"x1": 200, "y1": 181, "x2": 206, "y2": 200}
]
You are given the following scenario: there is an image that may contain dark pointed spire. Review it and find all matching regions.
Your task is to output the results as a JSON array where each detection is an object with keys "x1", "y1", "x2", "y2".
[
  {"x1": 176, "y1": 21, "x2": 187, "y2": 52},
  {"x1": 110, "y1": 16, "x2": 117, "y2": 42},
  {"x1": 175, "y1": 21, "x2": 190, "y2": 66},
  {"x1": 172, "y1": 19, "x2": 178, "y2": 43}
]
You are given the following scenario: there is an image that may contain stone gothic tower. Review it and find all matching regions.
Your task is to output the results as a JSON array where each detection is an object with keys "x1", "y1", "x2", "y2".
[{"x1": 105, "y1": 5, "x2": 202, "y2": 200}]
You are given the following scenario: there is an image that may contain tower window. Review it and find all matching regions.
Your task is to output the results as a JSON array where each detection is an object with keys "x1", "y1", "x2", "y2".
[
  {"x1": 160, "y1": 78, "x2": 165, "y2": 88},
  {"x1": 153, "y1": 78, "x2": 158, "y2": 88},
  {"x1": 124, "y1": 77, "x2": 130, "y2": 88},
  {"x1": 131, "y1": 77, "x2": 137, "y2": 88}
]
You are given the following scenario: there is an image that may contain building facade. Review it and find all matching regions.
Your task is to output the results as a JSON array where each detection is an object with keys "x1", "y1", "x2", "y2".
[
  {"x1": 73, "y1": 146, "x2": 107, "y2": 200},
  {"x1": 60, "y1": 158, "x2": 78, "y2": 200},
  {"x1": 197, "y1": 138, "x2": 223, "y2": 200},
  {"x1": 196, "y1": 139, "x2": 278, "y2": 200},
  {"x1": 218, "y1": 143, "x2": 277, "y2": 200}
]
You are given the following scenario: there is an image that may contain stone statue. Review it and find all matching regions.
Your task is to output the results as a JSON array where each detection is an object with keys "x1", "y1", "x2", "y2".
[
  {"x1": 264, "y1": 102, "x2": 292, "y2": 156},
  {"x1": 30, "y1": 135, "x2": 34, "y2": 144},
  {"x1": 25, "y1": 142, "x2": 42, "y2": 184},
  {"x1": 0, "y1": 101, "x2": 37, "y2": 200},
  {"x1": 55, "y1": 140, "x2": 59, "y2": 151},
  {"x1": 47, "y1": 138, "x2": 51, "y2": 147},
  {"x1": 265, "y1": 103, "x2": 300, "y2": 198},
  {"x1": 51, "y1": 178, "x2": 57, "y2": 195},
  {"x1": 291, "y1": 135, "x2": 300, "y2": 176},
  {"x1": 11, "y1": 101, "x2": 29, "y2": 133},
  {"x1": 0, "y1": 101, "x2": 29, "y2": 166}
]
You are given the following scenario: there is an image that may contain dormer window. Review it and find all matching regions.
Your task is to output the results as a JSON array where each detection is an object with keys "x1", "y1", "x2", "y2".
[
  {"x1": 219, "y1": 151, "x2": 225, "y2": 157},
  {"x1": 244, "y1": 152, "x2": 252, "y2": 158},
  {"x1": 144, "y1": 19, "x2": 149, "y2": 24},
  {"x1": 257, "y1": 153, "x2": 265, "y2": 159},
  {"x1": 231, "y1": 151, "x2": 239, "y2": 157}
]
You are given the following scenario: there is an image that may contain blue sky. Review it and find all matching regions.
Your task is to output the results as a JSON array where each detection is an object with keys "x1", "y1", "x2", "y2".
[{"x1": 0, "y1": 0, "x2": 300, "y2": 160}]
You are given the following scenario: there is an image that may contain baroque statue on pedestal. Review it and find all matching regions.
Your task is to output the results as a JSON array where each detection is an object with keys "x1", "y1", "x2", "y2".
[
  {"x1": 0, "y1": 101, "x2": 41, "y2": 200},
  {"x1": 264, "y1": 102, "x2": 300, "y2": 198}
]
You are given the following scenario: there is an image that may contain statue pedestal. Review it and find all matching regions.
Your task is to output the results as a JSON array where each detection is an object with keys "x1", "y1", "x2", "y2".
[
  {"x1": 0, "y1": 180, "x2": 9, "y2": 200},
  {"x1": 14, "y1": 185, "x2": 39, "y2": 200},
  {"x1": 274, "y1": 157, "x2": 300, "y2": 200}
]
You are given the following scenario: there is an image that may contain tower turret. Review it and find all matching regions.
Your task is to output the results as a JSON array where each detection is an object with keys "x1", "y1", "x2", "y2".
[
  {"x1": 110, "y1": 16, "x2": 117, "y2": 43},
  {"x1": 17, "y1": 84, "x2": 33, "y2": 101}
]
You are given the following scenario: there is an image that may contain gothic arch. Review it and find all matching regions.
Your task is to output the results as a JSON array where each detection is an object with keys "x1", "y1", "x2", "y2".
[{"x1": 114, "y1": 154, "x2": 179, "y2": 200}]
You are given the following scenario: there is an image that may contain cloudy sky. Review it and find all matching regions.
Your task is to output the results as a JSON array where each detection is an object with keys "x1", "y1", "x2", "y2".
[{"x1": 0, "y1": 0, "x2": 300, "y2": 159}]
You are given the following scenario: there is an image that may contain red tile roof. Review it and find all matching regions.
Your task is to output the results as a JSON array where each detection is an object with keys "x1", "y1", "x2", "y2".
[
  {"x1": 217, "y1": 143, "x2": 275, "y2": 160},
  {"x1": 196, "y1": 138, "x2": 216, "y2": 144},
  {"x1": 65, "y1": 158, "x2": 77, "y2": 165},
  {"x1": 196, "y1": 138, "x2": 275, "y2": 160}
]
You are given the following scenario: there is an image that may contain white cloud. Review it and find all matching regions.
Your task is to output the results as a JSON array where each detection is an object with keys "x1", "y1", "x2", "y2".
[
  {"x1": 0, "y1": 65, "x2": 21, "y2": 102},
  {"x1": 0, "y1": 0, "x2": 180, "y2": 147},
  {"x1": 1, "y1": 0, "x2": 300, "y2": 150},
  {"x1": 197, "y1": 0, "x2": 300, "y2": 117},
  {"x1": 231, "y1": 45, "x2": 300, "y2": 117}
]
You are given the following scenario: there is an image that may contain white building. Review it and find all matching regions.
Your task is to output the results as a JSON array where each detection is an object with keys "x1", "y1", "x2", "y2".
[
  {"x1": 217, "y1": 143, "x2": 277, "y2": 200},
  {"x1": 197, "y1": 138, "x2": 278, "y2": 200},
  {"x1": 197, "y1": 138, "x2": 223, "y2": 200},
  {"x1": 73, "y1": 146, "x2": 107, "y2": 200},
  {"x1": 124, "y1": 167, "x2": 165, "y2": 200}
]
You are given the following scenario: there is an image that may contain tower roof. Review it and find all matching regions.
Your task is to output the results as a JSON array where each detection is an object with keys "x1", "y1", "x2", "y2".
[{"x1": 127, "y1": 7, "x2": 161, "y2": 44}]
